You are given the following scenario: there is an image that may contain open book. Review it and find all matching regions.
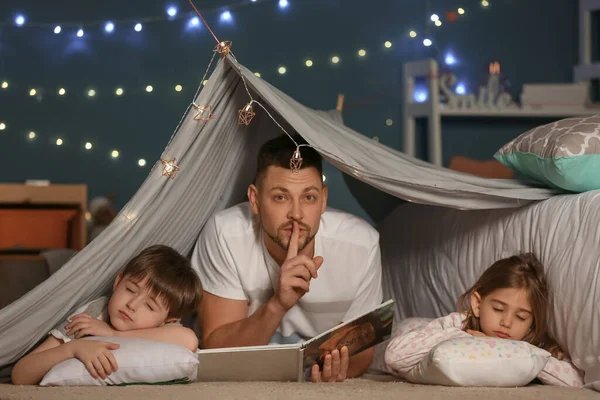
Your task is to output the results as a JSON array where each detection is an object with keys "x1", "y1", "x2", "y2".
[{"x1": 196, "y1": 299, "x2": 395, "y2": 382}]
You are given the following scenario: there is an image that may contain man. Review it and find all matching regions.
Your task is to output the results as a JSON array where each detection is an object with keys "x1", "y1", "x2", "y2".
[{"x1": 192, "y1": 134, "x2": 383, "y2": 382}]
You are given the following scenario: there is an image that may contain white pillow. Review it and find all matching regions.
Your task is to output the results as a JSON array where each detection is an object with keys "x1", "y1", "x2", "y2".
[
  {"x1": 413, "y1": 337, "x2": 550, "y2": 387},
  {"x1": 40, "y1": 336, "x2": 198, "y2": 386}
]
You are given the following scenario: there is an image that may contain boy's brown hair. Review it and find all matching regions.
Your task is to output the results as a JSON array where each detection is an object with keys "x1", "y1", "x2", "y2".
[
  {"x1": 457, "y1": 252, "x2": 564, "y2": 358},
  {"x1": 121, "y1": 245, "x2": 202, "y2": 319}
]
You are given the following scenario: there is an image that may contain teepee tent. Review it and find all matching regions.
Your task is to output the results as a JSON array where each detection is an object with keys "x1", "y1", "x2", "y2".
[{"x1": 0, "y1": 55, "x2": 559, "y2": 371}]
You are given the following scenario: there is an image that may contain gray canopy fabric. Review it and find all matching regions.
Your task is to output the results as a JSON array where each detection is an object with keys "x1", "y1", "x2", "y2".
[{"x1": 0, "y1": 55, "x2": 559, "y2": 369}]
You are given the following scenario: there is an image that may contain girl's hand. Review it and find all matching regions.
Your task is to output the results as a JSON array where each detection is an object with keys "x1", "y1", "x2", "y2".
[
  {"x1": 466, "y1": 329, "x2": 487, "y2": 337},
  {"x1": 68, "y1": 340, "x2": 120, "y2": 380},
  {"x1": 66, "y1": 313, "x2": 116, "y2": 338}
]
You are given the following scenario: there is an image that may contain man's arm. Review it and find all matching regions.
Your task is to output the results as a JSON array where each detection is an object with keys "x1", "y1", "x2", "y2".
[
  {"x1": 347, "y1": 347, "x2": 374, "y2": 378},
  {"x1": 199, "y1": 292, "x2": 286, "y2": 348}
]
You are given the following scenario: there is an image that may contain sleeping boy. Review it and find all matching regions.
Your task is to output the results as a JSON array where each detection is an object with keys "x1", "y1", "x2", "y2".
[{"x1": 11, "y1": 245, "x2": 202, "y2": 385}]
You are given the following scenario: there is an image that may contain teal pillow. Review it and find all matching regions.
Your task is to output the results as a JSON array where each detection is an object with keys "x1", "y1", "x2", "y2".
[{"x1": 495, "y1": 115, "x2": 600, "y2": 193}]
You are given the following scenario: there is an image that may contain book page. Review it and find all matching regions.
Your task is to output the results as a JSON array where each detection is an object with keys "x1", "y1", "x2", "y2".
[{"x1": 301, "y1": 299, "x2": 395, "y2": 369}]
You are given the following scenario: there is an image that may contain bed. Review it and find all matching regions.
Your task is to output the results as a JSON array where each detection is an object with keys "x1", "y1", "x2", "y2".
[{"x1": 378, "y1": 189, "x2": 600, "y2": 388}]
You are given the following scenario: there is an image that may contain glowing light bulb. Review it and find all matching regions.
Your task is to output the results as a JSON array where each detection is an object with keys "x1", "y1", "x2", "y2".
[
  {"x1": 111, "y1": 150, "x2": 119, "y2": 158},
  {"x1": 115, "y1": 88, "x2": 124, "y2": 96},
  {"x1": 138, "y1": 159, "x2": 147, "y2": 167},
  {"x1": 409, "y1": 30, "x2": 417, "y2": 38},
  {"x1": 384, "y1": 41, "x2": 392, "y2": 48},
  {"x1": 358, "y1": 49, "x2": 366, "y2": 57},
  {"x1": 28, "y1": 131, "x2": 36, "y2": 139},
  {"x1": 85, "y1": 142, "x2": 93, "y2": 150},
  {"x1": 305, "y1": 60, "x2": 313, "y2": 67},
  {"x1": 56, "y1": 138, "x2": 63, "y2": 146},
  {"x1": 278, "y1": 66, "x2": 287, "y2": 75},
  {"x1": 175, "y1": 85, "x2": 182, "y2": 92}
]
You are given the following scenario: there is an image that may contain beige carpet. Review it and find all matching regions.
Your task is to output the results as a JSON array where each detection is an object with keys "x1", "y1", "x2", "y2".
[{"x1": 1, "y1": 377, "x2": 598, "y2": 400}]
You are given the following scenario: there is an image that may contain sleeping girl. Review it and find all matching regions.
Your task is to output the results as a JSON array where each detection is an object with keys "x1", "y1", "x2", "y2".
[{"x1": 384, "y1": 252, "x2": 584, "y2": 387}]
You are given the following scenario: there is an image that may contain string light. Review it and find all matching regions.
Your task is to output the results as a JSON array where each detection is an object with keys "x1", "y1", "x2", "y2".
[
  {"x1": 166, "y1": 6, "x2": 178, "y2": 18},
  {"x1": 175, "y1": 85, "x2": 183, "y2": 92},
  {"x1": 220, "y1": 11, "x2": 232, "y2": 22},
  {"x1": 54, "y1": 26, "x2": 61, "y2": 34},
  {"x1": 331, "y1": 56, "x2": 340, "y2": 64},
  {"x1": 15, "y1": 15, "x2": 26, "y2": 26},
  {"x1": 430, "y1": 14, "x2": 439, "y2": 22},
  {"x1": 134, "y1": 23, "x2": 143, "y2": 32},
  {"x1": 279, "y1": 0, "x2": 289, "y2": 9},
  {"x1": 28, "y1": 131, "x2": 36, "y2": 139},
  {"x1": 358, "y1": 49, "x2": 366, "y2": 57},
  {"x1": 278, "y1": 66, "x2": 287, "y2": 75},
  {"x1": 254, "y1": 72, "x2": 261, "y2": 77},
  {"x1": 202, "y1": 80, "x2": 208, "y2": 85},
  {"x1": 435, "y1": 20, "x2": 442, "y2": 27},
  {"x1": 146, "y1": 85, "x2": 153, "y2": 93},
  {"x1": 481, "y1": 0, "x2": 489, "y2": 6},
  {"x1": 409, "y1": 30, "x2": 417, "y2": 38},
  {"x1": 84, "y1": 142, "x2": 93, "y2": 150},
  {"x1": 1, "y1": 81, "x2": 8, "y2": 89},
  {"x1": 29, "y1": 89, "x2": 36, "y2": 96},
  {"x1": 105, "y1": 22, "x2": 115, "y2": 33},
  {"x1": 115, "y1": 88, "x2": 124, "y2": 96},
  {"x1": 111, "y1": 150, "x2": 119, "y2": 158},
  {"x1": 384, "y1": 41, "x2": 392, "y2": 48},
  {"x1": 458, "y1": 8, "x2": 465, "y2": 14},
  {"x1": 0, "y1": 123, "x2": 6, "y2": 131},
  {"x1": 58, "y1": 88, "x2": 66, "y2": 96},
  {"x1": 423, "y1": 38, "x2": 433, "y2": 46},
  {"x1": 77, "y1": 29, "x2": 84, "y2": 37},
  {"x1": 87, "y1": 89, "x2": 96, "y2": 97},
  {"x1": 305, "y1": 60, "x2": 313, "y2": 67},
  {"x1": 386, "y1": 119, "x2": 393, "y2": 126},
  {"x1": 56, "y1": 138, "x2": 63, "y2": 146},
  {"x1": 138, "y1": 159, "x2": 146, "y2": 167}
]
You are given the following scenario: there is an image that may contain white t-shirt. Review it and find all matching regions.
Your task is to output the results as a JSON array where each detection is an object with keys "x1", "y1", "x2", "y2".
[{"x1": 191, "y1": 202, "x2": 383, "y2": 344}]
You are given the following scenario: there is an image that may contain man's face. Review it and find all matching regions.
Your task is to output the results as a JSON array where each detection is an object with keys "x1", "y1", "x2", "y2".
[{"x1": 249, "y1": 166, "x2": 328, "y2": 253}]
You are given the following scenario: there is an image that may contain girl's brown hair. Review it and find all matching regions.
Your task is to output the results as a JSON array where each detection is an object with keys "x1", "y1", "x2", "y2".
[
  {"x1": 122, "y1": 245, "x2": 202, "y2": 319},
  {"x1": 457, "y1": 253, "x2": 564, "y2": 358}
]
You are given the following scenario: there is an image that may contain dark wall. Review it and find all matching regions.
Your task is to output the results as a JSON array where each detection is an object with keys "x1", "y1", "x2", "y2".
[{"x1": 0, "y1": 0, "x2": 581, "y2": 223}]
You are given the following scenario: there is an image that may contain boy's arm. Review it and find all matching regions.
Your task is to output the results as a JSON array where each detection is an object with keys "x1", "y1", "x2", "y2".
[
  {"x1": 11, "y1": 336, "x2": 71, "y2": 385},
  {"x1": 115, "y1": 325, "x2": 199, "y2": 351}
]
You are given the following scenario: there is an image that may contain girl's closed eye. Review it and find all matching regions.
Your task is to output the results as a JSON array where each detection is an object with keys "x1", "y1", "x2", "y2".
[{"x1": 146, "y1": 303, "x2": 155, "y2": 311}]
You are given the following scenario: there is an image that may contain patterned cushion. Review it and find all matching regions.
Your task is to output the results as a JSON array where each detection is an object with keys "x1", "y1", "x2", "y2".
[
  {"x1": 494, "y1": 115, "x2": 600, "y2": 192},
  {"x1": 415, "y1": 337, "x2": 550, "y2": 387}
]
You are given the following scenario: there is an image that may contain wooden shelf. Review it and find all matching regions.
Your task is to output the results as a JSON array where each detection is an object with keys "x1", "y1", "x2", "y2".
[
  {"x1": 0, "y1": 184, "x2": 88, "y2": 251},
  {"x1": 439, "y1": 106, "x2": 599, "y2": 118}
]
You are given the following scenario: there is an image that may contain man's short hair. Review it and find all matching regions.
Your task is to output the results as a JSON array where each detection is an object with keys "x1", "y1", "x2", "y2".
[
  {"x1": 256, "y1": 134, "x2": 323, "y2": 184},
  {"x1": 121, "y1": 245, "x2": 202, "y2": 319}
]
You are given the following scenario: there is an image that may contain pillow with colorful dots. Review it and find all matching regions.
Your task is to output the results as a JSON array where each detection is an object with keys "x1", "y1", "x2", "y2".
[{"x1": 414, "y1": 337, "x2": 551, "y2": 387}]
